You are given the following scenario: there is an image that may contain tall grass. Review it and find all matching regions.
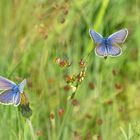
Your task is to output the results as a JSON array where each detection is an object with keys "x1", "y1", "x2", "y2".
[{"x1": 0, "y1": 0, "x2": 140, "y2": 139}]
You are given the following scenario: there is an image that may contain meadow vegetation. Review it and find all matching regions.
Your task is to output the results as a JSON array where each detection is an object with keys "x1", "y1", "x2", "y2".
[{"x1": 0, "y1": 0, "x2": 140, "y2": 140}]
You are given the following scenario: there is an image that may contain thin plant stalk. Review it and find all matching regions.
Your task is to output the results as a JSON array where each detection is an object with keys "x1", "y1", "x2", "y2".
[
  {"x1": 26, "y1": 118, "x2": 36, "y2": 140},
  {"x1": 57, "y1": 102, "x2": 73, "y2": 140}
]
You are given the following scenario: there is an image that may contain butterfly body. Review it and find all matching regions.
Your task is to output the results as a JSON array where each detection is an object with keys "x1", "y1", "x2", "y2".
[
  {"x1": 0, "y1": 76, "x2": 26, "y2": 106},
  {"x1": 101, "y1": 38, "x2": 116, "y2": 54},
  {"x1": 102, "y1": 38, "x2": 109, "y2": 49},
  {"x1": 12, "y1": 85, "x2": 20, "y2": 93},
  {"x1": 89, "y1": 29, "x2": 128, "y2": 57}
]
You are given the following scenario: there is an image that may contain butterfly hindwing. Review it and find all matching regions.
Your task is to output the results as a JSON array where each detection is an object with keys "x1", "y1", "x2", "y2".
[
  {"x1": 0, "y1": 90, "x2": 20, "y2": 106},
  {"x1": 13, "y1": 92, "x2": 21, "y2": 106},
  {"x1": 107, "y1": 44, "x2": 122, "y2": 57},
  {"x1": 108, "y1": 29, "x2": 128, "y2": 44},
  {"x1": 95, "y1": 44, "x2": 108, "y2": 57}
]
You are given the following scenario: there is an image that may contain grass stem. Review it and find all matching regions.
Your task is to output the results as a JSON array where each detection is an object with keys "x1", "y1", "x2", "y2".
[{"x1": 26, "y1": 119, "x2": 36, "y2": 140}]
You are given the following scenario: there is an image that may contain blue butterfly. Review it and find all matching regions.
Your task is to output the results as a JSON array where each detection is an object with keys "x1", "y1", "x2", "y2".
[
  {"x1": 0, "y1": 76, "x2": 26, "y2": 106},
  {"x1": 89, "y1": 29, "x2": 128, "y2": 57}
]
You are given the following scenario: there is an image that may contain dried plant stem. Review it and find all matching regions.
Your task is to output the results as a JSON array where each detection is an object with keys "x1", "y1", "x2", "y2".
[{"x1": 26, "y1": 118, "x2": 36, "y2": 140}]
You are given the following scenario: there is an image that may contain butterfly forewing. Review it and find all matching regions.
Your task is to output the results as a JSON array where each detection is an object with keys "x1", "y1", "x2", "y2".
[
  {"x1": 19, "y1": 79, "x2": 26, "y2": 93},
  {"x1": 0, "y1": 76, "x2": 16, "y2": 90},
  {"x1": 108, "y1": 29, "x2": 128, "y2": 44},
  {"x1": 89, "y1": 29, "x2": 103, "y2": 44}
]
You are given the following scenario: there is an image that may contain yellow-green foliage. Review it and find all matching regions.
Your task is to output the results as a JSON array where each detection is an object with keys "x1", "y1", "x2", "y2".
[{"x1": 0, "y1": 0, "x2": 140, "y2": 140}]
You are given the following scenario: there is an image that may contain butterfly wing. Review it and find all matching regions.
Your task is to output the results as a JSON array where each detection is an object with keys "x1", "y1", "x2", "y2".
[
  {"x1": 0, "y1": 90, "x2": 20, "y2": 106},
  {"x1": 89, "y1": 29, "x2": 103, "y2": 44},
  {"x1": 19, "y1": 79, "x2": 26, "y2": 93},
  {"x1": 95, "y1": 44, "x2": 108, "y2": 57},
  {"x1": 107, "y1": 44, "x2": 122, "y2": 57},
  {"x1": 13, "y1": 92, "x2": 21, "y2": 106},
  {"x1": 108, "y1": 29, "x2": 128, "y2": 44},
  {"x1": 0, "y1": 76, "x2": 16, "y2": 90}
]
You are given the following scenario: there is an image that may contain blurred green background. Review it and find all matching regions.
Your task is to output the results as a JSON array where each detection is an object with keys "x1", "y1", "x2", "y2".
[{"x1": 0, "y1": 0, "x2": 140, "y2": 140}]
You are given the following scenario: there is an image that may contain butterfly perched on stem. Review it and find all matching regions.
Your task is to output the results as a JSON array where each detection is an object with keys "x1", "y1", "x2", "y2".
[
  {"x1": 0, "y1": 76, "x2": 26, "y2": 106},
  {"x1": 89, "y1": 29, "x2": 128, "y2": 57}
]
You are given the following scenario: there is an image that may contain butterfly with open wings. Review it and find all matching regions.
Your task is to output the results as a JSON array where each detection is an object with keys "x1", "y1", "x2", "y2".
[
  {"x1": 89, "y1": 29, "x2": 128, "y2": 58},
  {"x1": 0, "y1": 76, "x2": 26, "y2": 106}
]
